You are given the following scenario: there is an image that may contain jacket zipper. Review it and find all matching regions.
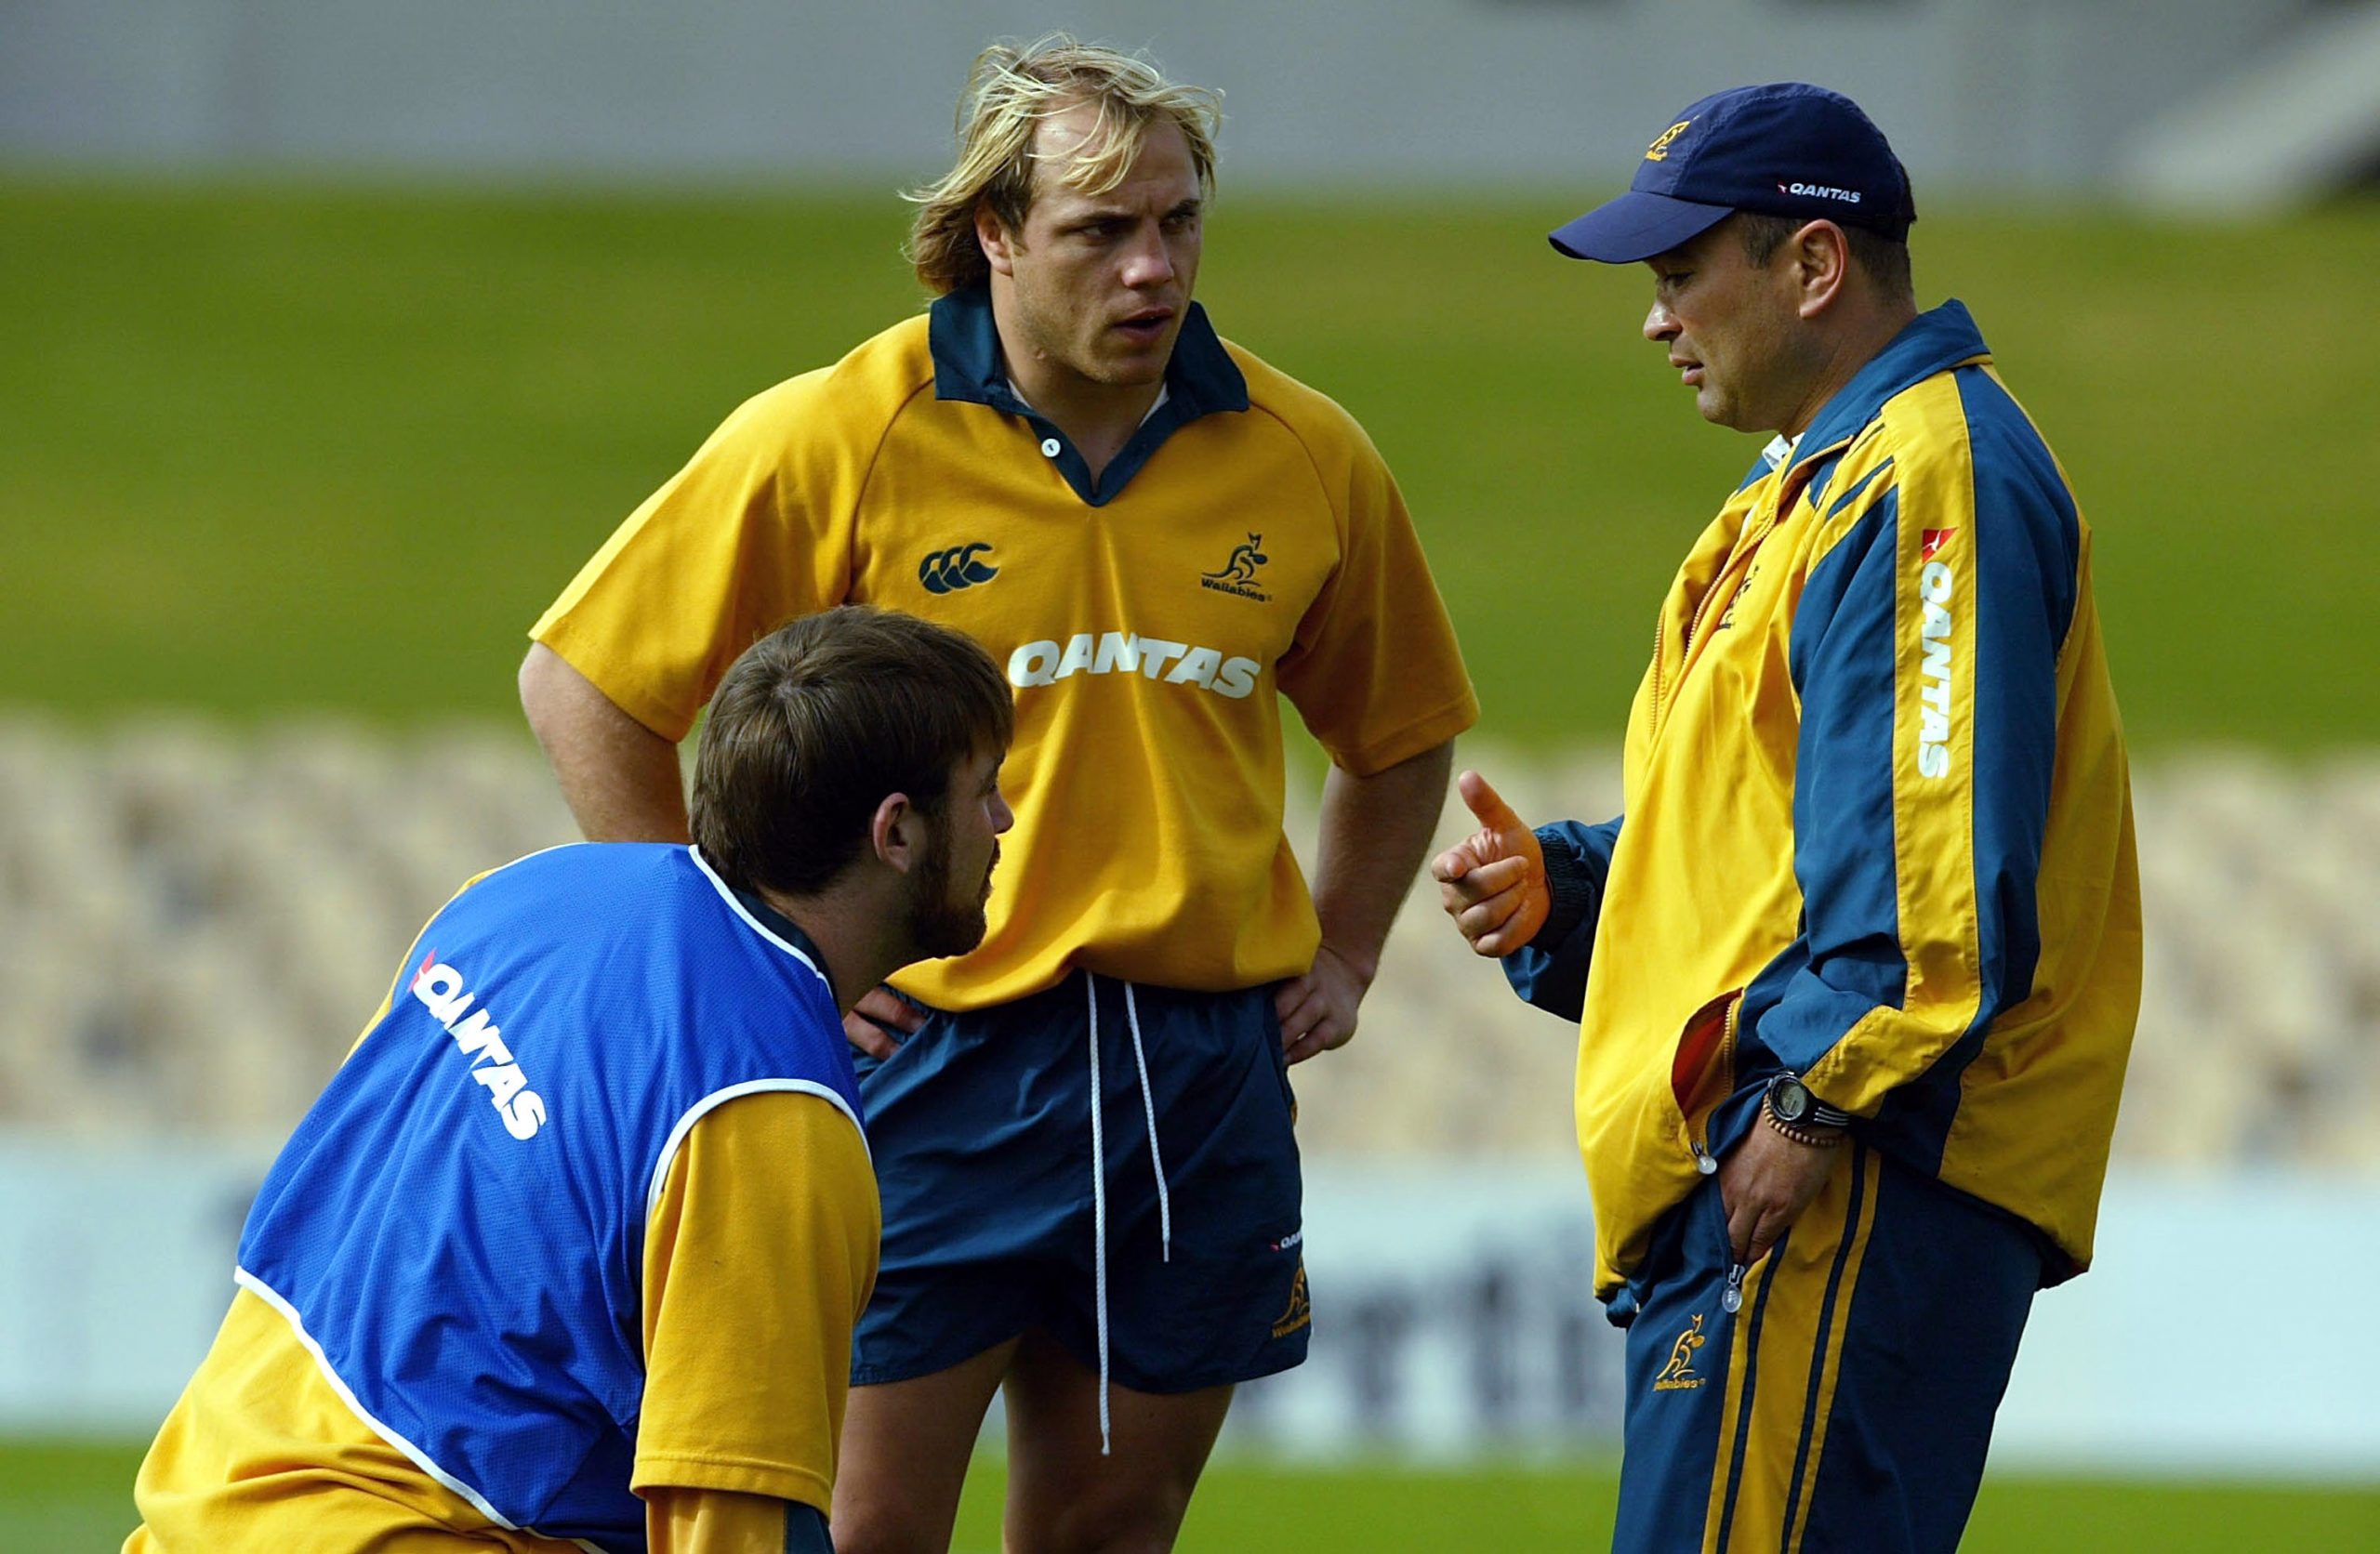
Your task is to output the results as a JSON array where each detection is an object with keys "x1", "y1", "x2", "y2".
[
  {"x1": 1701, "y1": 995, "x2": 1749, "y2": 1311},
  {"x1": 1686, "y1": 995, "x2": 1745, "y2": 1177},
  {"x1": 1653, "y1": 503, "x2": 1781, "y2": 734},
  {"x1": 1648, "y1": 608, "x2": 1668, "y2": 722}
]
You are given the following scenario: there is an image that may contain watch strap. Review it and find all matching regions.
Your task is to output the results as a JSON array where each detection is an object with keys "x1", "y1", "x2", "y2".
[{"x1": 1763, "y1": 1098, "x2": 1847, "y2": 1149}]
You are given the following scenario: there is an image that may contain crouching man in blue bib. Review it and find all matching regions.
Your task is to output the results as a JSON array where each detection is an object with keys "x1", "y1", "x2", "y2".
[{"x1": 127, "y1": 605, "x2": 1015, "y2": 1554}]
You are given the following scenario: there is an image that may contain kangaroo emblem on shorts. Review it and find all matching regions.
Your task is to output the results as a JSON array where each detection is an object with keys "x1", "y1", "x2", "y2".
[
  {"x1": 1270, "y1": 1261, "x2": 1312, "y2": 1339},
  {"x1": 1653, "y1": 1313, "x2": 1708, "y2": 1391}
]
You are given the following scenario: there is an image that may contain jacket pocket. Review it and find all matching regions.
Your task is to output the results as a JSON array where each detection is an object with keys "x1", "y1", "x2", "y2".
[{"x1": 1671, "y1": 988, "x2": 1744, "y2": 1123}]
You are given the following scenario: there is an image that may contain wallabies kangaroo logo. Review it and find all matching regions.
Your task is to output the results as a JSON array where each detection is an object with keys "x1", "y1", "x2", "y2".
[
  {"x1": 1653, "y1": 1313, "x2": 1708, "y2": 1391},
  {"x1": 1270, "y1": 1261, "x2": 1312, "y2": 1339},
  {"x1": 1206, "y1": 533, "x2": 1268, "y2": 586},
  {"x1": 1200, "y1": 533, "x2": 1272, "y2": 601}
]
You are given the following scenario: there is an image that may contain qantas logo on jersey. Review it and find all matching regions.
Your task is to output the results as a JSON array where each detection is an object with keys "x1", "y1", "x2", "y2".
[
  {"x1": 1007, "y1": 631, "x2": 1261, "y2": 699},
  {"x1": 1916, "y1": 560, "x2": 1956, "y2": 779},
  {"x1": 410, "y1": 950, "x2": 548, "y2": 1139},
  {"x1": 1921, "y1": 528, "x2": 1957, "y2": 560},
  {"x1": 919, "y1": 542, "x2": 999, "y2": 594}
]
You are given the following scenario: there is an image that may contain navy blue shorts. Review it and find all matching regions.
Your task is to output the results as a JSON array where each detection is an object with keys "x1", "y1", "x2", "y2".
[
  {"x1": 1609, "y1": 1141, "x2": 2046, "y2": 1554},
  {"x1": 849, "y1": 970, "x2": 1310, "y2": 1393}
]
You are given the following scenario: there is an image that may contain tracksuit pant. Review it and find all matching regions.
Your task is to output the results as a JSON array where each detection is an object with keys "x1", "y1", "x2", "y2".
[{"x1": 1611, "y1": 1140, "x2": 2044, "y2": 1554}]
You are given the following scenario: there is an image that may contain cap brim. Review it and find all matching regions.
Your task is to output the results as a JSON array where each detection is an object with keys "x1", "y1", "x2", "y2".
[{"x1": 1549, "y1": 191, "x2": 1734, "y2": 263}]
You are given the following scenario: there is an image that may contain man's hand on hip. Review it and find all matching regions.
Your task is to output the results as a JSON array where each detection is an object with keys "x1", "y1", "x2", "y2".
[
  {"x1": 1275, "y1": 942, "x2": 1371, "y2": 1066},
  {"x1": 1430, "y1": 770, "x2": 1551, "y2": 956},
  {"x1": 844, "y1": 985, "x2": 925, "y2": 1060},
  {"x1": 1718, "y1": 1120, "x2": 1843, "y2": 1268}
]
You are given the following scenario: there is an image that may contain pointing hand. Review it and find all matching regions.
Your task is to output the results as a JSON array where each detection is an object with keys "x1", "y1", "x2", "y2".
[{"x1": 1428, "y1": 770, "x2": 1550, "y2": 957}]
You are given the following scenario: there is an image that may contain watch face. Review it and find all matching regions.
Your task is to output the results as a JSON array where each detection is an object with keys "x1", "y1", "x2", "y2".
[{"x1": 1771, "y1": 1076, "x2": 1811, "y2": 1123}]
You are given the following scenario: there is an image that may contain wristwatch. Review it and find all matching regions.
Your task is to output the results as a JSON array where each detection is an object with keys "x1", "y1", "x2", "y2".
[{"x1": 1764, "y1": 1073, "x2": 1851, "y2": 1146}]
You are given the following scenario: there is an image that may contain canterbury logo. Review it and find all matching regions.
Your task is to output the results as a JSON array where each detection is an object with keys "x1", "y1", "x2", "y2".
[
  {"x1": 1645, "y1": 120, "x2": 1693, "y2": 162},
  {"x1": 919, "y1": 542, "x2": 999, "y2": 594},
  {"x1": 1652, "y1": 1312, "x2": 1707, "y2": 1391}
]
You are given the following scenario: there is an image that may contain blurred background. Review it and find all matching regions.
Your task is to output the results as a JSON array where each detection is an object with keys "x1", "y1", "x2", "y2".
[{"x1": 5, "y1": 0, "x2": 2378, "y2": 1547}]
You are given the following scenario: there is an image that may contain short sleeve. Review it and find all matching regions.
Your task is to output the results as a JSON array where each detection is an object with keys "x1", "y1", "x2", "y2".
[
  {"x1": 531, "y1": 377, "x2": 859, "y2": 743},
  {"x1": 644, "y1": 1486, "x2": 832, "y2": 1553},
  {"x1": 632, "y1": 1091, "x2": 880, "y2": 1513},
  {"x1": 1275, "y1": 421, "x2": 1477, "y2": 775}
]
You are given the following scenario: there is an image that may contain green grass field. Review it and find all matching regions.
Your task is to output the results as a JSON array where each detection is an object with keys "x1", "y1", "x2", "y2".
[
  {"x1": 10, "y1": 1438, "x2": 2374, "y2": 1552},
  {"x1": 5, "y1": 178, "x2": 2375, "y2": 748}
]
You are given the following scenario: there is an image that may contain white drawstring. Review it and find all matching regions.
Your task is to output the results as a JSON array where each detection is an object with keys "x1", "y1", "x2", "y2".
[
  {"x1": 1084, "y1": 973, "x2": 1177, "y2": 1457},
  {"x1": 1085, "y1": 974, "x2": 1112, "y2": 1456},
  {"x1": 1123, "y1": 983, "x2": 1171, "y2": 1264}
]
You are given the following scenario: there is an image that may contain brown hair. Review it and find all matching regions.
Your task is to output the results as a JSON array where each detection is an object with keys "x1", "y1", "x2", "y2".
[
  {"x1": 905, "y1": 34, "x2": 1222, "y2": 296},
  {"x1": 692, "y1": 606, "x2": 1014, "y2": 895}
]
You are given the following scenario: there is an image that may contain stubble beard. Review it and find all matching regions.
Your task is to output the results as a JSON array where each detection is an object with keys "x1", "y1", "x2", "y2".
[
  {"x1": 1013, "y1": 283, "x2": 1171, "y2": 392},
  {"x1": 906, "y1": 830, "x2": 991, "y2": 961}
]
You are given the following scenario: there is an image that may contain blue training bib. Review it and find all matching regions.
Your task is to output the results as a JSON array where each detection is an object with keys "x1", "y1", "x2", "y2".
[{"x1": 238, "y1": 843, "x2": 858, "y2": 1552}]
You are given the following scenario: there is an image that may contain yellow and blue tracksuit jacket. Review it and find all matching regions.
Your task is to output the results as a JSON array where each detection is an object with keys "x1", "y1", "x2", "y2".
[{"x1": 1508, "y1": 301, "x2": 2142, "y2": 1301}]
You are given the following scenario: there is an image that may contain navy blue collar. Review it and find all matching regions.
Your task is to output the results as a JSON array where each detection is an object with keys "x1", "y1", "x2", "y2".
[
  {"x1": 927, "y1": 285, "x2": 1250, "y2": 507},
  {"x1": 731, "y1": 883, "x2": 837, "y2": 995},
  {"x1": 1734, "y1": 300, "x2": 1992, "y2": 499},
  {"x1": 1792, "y1": 300, "x2": 1990, "y2": 469}
]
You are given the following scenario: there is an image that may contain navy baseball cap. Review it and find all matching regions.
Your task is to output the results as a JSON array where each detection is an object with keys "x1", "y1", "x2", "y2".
[{"x1": 1550, "y1": 84, "x2": 1916, "y2": 264}]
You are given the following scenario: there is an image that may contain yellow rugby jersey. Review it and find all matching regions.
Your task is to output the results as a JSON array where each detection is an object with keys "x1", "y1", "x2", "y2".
[
  {"x1": 1509, "y1": 303, "x2": 2140, "y2": 1297},
  {"x1": 127, "y1": 1089, "x2": 876, "y2": 1552},
  {"x1": 533, "y1": 289, "x2": 1477, "y2": 1009}
]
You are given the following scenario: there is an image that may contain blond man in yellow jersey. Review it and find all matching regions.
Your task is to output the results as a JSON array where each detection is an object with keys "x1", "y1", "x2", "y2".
[
  {"x1": 129, "y1": 608, "x2": 1016, "y2": 1553},
  {"x1": 520, "y1": 36, "x2": 1474, "y2": 1554}
]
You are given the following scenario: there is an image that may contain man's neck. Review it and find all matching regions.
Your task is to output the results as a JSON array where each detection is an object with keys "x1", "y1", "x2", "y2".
[
  {"x1": 1776, "y1": 302, "x2": 1918, "y2": 444},
  {"x1": 755, "y1": 881, "x2": 903, "y2": 1018},
  {"x1": 991, "y1": 323, "x2": 1167, "y2": 482}
]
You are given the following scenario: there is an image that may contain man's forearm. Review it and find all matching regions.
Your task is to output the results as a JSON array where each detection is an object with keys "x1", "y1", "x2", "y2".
[
  {"x1": 1309, "y1": 740, "x2": 1456, "y2": 978},
  {"x1": 519, "y1": 643, "x2": 692, "y2": 843}
]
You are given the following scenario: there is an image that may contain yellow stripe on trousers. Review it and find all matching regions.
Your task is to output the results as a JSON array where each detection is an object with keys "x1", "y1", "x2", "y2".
[{"x1": 1699, "y1": 1145, "x2": 1884, "y2": 1554}]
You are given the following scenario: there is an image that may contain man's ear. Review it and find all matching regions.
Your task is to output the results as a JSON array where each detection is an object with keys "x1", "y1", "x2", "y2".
[
  {"x1": 871, "y1": 793, "x2": 927, "y2": 876},
  {"x1": 975, "y1": 201, "x2": 1019, "y2": 279},
  {"x1": 1792, "y1": 219, "x2": 1852, "y2": 320}
]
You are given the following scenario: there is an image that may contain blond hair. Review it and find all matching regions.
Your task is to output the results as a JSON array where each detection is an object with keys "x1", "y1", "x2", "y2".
[{"x1": 906, "y1": 35, "x2": 1222, "y2": 296}]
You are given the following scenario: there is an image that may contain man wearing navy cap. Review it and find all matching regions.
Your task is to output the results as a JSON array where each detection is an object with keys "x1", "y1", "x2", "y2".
[{"x1": 1434, "y1": 85, "x2": 2140, "y2": 1552}]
